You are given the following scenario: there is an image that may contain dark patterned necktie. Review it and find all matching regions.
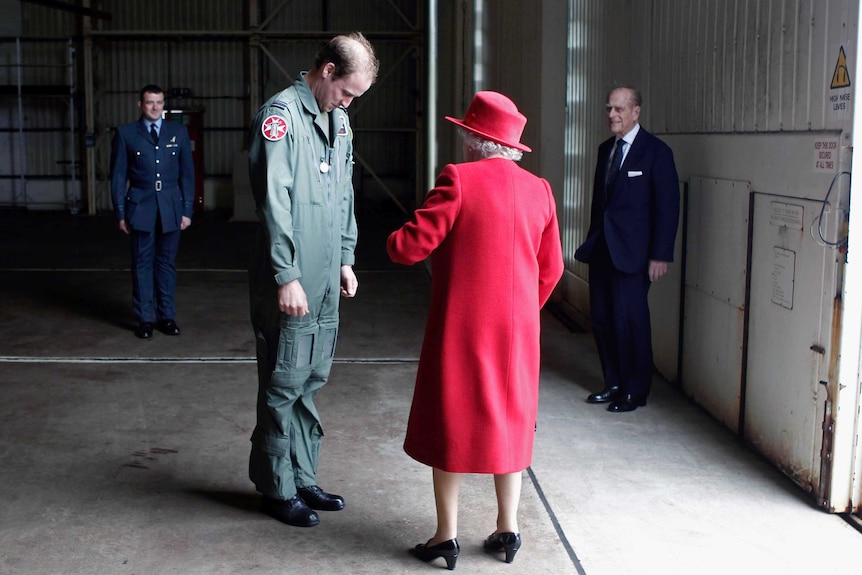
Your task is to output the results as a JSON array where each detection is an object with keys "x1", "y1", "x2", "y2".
[
  {"x1": 150, "y1": 124, "x2": 159, "y2": 144},
  {"x1": 605, "y1": 138, "x2": 625, "y2": 193}
]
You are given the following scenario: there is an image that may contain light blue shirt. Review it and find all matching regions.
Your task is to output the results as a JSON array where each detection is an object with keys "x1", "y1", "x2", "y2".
[{"x1": 147, "y1": 119, "x2": 162, "y2": 136}]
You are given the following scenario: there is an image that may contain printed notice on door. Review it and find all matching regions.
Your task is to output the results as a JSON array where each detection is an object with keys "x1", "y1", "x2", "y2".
[
  {"x1": 772, "y1": 247, "x2": 796, "y2": 310},
  {"x1": 813, "y1": 136, "x2": 839, "y2": 173},
  {"x1": 770, "y1": 202, "x2": 804, "y2": 230}
]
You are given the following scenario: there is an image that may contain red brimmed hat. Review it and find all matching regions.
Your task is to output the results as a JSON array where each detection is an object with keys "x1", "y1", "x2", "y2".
[{"x1": 445, "y1": 91, "x2": 531, "y2": 152}]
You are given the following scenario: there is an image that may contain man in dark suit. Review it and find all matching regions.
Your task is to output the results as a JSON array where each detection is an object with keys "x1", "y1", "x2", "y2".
[
  {"x1": 111, "y1": 84, "x2": 195, "y2": 339},
  {"x1": 575, "y1": 86, "x2": 680, "y2": 412}
]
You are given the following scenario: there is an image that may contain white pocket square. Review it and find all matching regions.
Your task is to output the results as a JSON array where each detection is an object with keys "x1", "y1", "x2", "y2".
[{"x1": 627, "y1": 170, "x2": 643, "y2": 177}]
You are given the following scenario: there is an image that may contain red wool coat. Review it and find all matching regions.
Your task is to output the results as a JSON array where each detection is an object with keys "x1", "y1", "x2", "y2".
[{"x1": 387, "y1": 157, "x2": 564, "y2": 473}]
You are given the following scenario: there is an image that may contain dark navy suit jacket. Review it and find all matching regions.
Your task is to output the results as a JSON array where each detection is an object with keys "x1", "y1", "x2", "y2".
[
  {"x1": 575, "y1": 127, "x2": 679, "y2": 273},
  {"x1": 110, "y1": 118, "x2": 195, "y2": 233}
]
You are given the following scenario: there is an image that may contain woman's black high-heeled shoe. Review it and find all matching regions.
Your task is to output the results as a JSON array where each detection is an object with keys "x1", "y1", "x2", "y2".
[
  {"x1": 484, "y1": 531, "x2": 521, "y2": 563},
  {"x1": 410, "y1": 538, "x2": 460, "y2": 570}
]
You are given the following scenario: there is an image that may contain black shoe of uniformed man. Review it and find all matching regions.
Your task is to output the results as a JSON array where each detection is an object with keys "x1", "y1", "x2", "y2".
[
  {"x1": 261, "y1": 495, "x2": 320, "y2": 527},
  {"x1": 297, "y1": 485, "x2": 345, "y2": 511},
  {"x1": 135, "y1": 322, "x2": 154, "y2": 339},
  {"x1": 157, "y1": 319, "x2": 181, "y2": 336}
]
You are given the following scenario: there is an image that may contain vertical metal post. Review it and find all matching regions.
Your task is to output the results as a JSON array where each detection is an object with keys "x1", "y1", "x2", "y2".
[
  {"x1": 426, "y1": 0, "x2": 438, "y2": 192},
  {"x1": 247, "y1": 0, "x2": 261, "y2": 123},
  {"x1": 831, "y1": 0, "x2": 862, "y2": 514},
  {"x1": 473, "y1": 0, "x2": 487, "y2": 92},
  {"x1": 68, "y1": 39, "x2": 78, "y2": 214},
  {"x1": 83, "y1": 0, "x2": 97, "y2": 214},
  {"x1": 15, "y1": 38, "x2": 27, "y2": 208}
]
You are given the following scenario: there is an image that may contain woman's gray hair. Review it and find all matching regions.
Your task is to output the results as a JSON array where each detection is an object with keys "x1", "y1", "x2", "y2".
[{"x1": 458, "y1": 128, "x2": 523, "y2": 162}]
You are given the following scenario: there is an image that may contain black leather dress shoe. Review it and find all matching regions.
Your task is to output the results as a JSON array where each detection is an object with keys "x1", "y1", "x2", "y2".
[
  {"x1": 157, "y1": 319, "x2": 180, "y2": 335},
  {"x1": 135, "y1": 322, "x2": 154, "y2": 339},
  {"x1": 587, "y1": 386, "x2": 620, "y2": 404},
  {"x1": 297, "y1": 485, "x2": 345, "y2": 511},
  {"x1": 261, "y1": 495, "x2": 320, "y2": 527},
  {"x1": 608, "y1": 394, "x2": 647, "y2": 412}
]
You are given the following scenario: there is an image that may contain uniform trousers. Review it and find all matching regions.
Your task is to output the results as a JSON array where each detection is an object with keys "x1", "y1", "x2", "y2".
[
  {"x1": 248, "y1": 229, "x2": 341, "y2": 501},
  {"x1": 130, "y1": 216, "x2": 180, "y2": 324},
  {"x1": 588, "y1": 236, "x2": 654, "y2": 400}
]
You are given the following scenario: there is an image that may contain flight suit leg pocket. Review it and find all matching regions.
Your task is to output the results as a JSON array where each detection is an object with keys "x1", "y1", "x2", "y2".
[
  {"x1": 308, "y1": 423, "x2": 324, "y2": 477},
  {"x1": 249, "y1": 428, "x2": 294, "y2": 498},
  {"x1": 317, "y1": 320, "x2": 338, "y2": 362},
  {"x1": 252, "y1": 428, "x2": 289, "y2": 457},
  {"x1": 273, "y1": 322, "x2": 317, "y2": 387}
]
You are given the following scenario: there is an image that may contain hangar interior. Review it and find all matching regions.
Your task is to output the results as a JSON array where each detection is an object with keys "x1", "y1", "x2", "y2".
[{"x1": 1, "y1": 1, "x2": 862, "y2": 574}]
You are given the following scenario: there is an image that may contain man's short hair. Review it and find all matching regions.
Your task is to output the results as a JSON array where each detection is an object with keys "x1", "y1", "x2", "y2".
[
  {"x1": 314, "y1": 32, "x2": 379, "y2": 81},
  {"x1": 139, "y1": 84, "x2": 164, "y2": 103}
]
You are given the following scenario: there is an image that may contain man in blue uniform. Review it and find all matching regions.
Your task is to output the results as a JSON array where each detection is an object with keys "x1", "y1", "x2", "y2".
[
  {"x1": 111, "y1": 85, "x2": 195, "y2": 339},
  {"x1": 247, "y1": 33, "x2": 377, "y2": 527}
]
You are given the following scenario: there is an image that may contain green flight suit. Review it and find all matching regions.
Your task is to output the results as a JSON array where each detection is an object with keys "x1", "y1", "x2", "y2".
[{"x1": 247, "y1": 73, "x2": 358, "y2": 501}]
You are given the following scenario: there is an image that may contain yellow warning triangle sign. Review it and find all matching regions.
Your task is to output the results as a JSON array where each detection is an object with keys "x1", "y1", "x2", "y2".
[{"x1": 831, "y1": 46, "x2": 851, "y2": 89}]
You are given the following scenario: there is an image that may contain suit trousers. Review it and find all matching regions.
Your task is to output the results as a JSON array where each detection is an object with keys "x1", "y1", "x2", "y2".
[
  {"x1": 130, "y1": 219, "x2": 180, "y2": 323},
  {"x1": 248, "y1": 230, "x2": 341, "y2": 501},
  {"x1": 588, "y1": 237, "x2": 654, "y2": 399}
]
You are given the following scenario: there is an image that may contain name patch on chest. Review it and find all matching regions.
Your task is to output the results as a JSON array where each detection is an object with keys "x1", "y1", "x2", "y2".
[{"x1": 262, "y1": 115, "x2": 288, "y2": 141}]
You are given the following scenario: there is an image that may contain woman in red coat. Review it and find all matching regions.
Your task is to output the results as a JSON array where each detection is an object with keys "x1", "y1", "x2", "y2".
[{"x1": 387, "y1": 91, "x2": 564, "y2": 569}]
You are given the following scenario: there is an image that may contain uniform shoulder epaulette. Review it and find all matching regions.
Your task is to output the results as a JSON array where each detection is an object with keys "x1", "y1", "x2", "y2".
[{"x1": 271, "y1": 100, "x2": 288, "y2": 110}]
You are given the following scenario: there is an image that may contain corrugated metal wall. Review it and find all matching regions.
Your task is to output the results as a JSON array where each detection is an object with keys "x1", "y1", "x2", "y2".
[
  {"x1": 560, "y1": 1, "x2": 638, "y2": 311},
  {"x1": 644, "y1": 0, "x2": 853, "y2": 134},
  {"x1": 549, "y1": 0, "x2": 859, "y2": 509},
  {"x1": 561, "y1": 0, "x2": 856, "y2": 310},
  {"x1": 3, "y1": 0, "x2": 423, "y2": 213},
  {"x1": 88, "y1": 0, "x2": 421, "y2": 212},
  {"x1": 106, "y1": 0, "x2": 242, "y2": 30},
  {"x1": 0, "y1": 35, "x2": 77, "y2": 207},
  {"x1": 91, "y1": 38, "x2": 247, "y2": 204}
]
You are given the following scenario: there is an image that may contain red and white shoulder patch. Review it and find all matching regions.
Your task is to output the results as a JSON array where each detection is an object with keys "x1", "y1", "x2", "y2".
[{"x1": 261, "y1": 115, "x2": 288, "y2": 141}]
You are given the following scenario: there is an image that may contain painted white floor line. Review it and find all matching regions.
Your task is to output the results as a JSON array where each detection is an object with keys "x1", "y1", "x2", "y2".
[
  {"x1": 0, "y1": 356, "x2": 417, "y2": 364},
  {"x1": 0, "y1": 268, "x2": 247, "y2": 273}
]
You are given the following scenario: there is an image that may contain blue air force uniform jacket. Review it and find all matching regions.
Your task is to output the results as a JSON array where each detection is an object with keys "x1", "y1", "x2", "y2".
[{"x1": 110, "y1": 118, "x2": 195, "y2": 232}]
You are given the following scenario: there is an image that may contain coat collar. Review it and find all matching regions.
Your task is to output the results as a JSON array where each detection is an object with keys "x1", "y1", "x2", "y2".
[
  {"x1": 136, "y1": 117, "x2": 151, "y2": 138},
  {"x1": 623, "y1": 125, "x2": 649, "y2": 166},
  {"x1": 295, "y1": 72, "x2": 333, "y2": 145},
  {"x1": 295, "y1": 73, "x2": 321, "y2": 116}
]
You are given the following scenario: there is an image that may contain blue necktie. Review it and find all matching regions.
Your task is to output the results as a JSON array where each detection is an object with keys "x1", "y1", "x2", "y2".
[
  {"x1": 605, "y1": 138, "x2": 624, "y2": 194},
  {"x1": 150, "y1": 123, "x2": 159, "y2": 144}
]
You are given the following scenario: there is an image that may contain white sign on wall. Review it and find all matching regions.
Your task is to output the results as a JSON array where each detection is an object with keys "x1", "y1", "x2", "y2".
[
  {"x1": 770, "y1": 202, "x2": 804, "y2": 231},
  {"x1": 771, "y1": 246, "x2": 796, "y2": 310}
]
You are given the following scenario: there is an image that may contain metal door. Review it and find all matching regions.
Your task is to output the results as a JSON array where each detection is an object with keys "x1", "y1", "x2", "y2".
[{"x1": 745, "y1": 193, "x2": 841, "y2": 500}]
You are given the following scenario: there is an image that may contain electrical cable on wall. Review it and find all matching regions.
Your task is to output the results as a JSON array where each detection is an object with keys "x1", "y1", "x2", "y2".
[{"x1": 812, "y1": 170, "x2": 851, "y2": 248}]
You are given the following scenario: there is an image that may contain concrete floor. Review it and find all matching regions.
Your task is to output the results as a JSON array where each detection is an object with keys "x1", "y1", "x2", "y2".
[{"x1": 1, "y1": 210, "x2": 860, "y2": 575}]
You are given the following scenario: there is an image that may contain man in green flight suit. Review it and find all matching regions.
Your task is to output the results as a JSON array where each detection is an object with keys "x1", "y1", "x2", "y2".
[{"x1": 247, "y1": 32, "x2": 378, "y2": 528}]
